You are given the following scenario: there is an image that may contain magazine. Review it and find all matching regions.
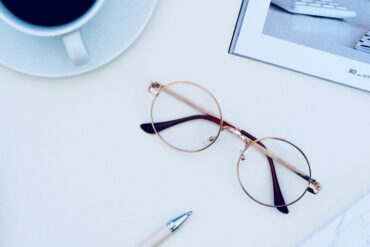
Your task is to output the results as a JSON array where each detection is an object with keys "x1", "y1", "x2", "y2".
[
  {"x1": 298, "y1": 191, "x2": 370, "y2": 247},
  {"x1": 229, "y1": 0, "x2": 370, "y2": 92}
]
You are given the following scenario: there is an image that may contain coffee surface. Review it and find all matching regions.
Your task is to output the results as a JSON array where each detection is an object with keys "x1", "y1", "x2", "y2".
[{"x1": 1, "y1": 0, "x2": 96, "y2": 26}]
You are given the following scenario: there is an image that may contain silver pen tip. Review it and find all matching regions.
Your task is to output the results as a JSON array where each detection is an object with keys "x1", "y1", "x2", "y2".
[{"x1": 167, "y1": 211, "x2": 192, "y2": 232}]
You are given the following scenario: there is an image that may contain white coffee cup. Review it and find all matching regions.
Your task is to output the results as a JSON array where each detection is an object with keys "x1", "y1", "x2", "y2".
[{"x1": 0, "y1": 0, "x2": 105, "y2": 65}]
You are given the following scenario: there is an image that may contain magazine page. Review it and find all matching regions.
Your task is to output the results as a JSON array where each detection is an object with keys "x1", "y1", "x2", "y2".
[
  {"x1": 299, "y1": 192, "x2": 370, "y2": 247},
  {"x1": 230, "y1": 0, "x2": 370, "y2": 92}
]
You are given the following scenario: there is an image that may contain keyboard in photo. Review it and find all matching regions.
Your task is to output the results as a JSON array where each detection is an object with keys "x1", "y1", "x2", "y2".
[
  {"x1": 355, "y1": 31, "x2": 370, "y2": 54},
  {"x1": 271, "y1": 0, "x2": 357, "y2": 19}
]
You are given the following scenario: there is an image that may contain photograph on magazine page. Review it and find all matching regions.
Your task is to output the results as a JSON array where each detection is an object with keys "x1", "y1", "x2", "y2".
[{"x1": 263, "y1": 0, "x2": 370, "y2": 64}]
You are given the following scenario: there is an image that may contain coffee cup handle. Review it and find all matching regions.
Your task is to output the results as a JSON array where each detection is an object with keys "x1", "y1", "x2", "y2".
[{"x1": 62, "y1": 30, "x2": 89, "y2": 66}]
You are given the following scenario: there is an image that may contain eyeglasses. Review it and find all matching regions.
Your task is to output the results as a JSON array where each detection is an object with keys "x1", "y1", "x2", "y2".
[{"x1": 140, "y1": 81, "x2": 321, "y2": 214}]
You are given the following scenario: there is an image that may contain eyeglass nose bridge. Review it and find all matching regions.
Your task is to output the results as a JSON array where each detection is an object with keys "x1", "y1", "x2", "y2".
[{"x1": 222, "y1": 125, "x2": 249, "y2": 144}]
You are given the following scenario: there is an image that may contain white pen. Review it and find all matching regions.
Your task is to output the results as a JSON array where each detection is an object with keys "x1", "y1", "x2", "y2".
[{"x1": 138, "y1": 211, "x2": 192, "y2": 247}]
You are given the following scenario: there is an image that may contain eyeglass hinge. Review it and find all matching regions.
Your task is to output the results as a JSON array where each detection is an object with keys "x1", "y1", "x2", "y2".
[
  {"x1": 148, "y1": 81, "x2": 164, "y2": 96},
  {"x1": 307, "y1": 179, "x2": 321, "y2": 194}
]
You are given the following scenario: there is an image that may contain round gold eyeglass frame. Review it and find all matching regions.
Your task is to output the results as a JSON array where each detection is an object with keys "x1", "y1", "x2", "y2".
[
  {"x1": 150, "y1": 81, "x2": 224, "y2": 153},
  {"x1": 237, "y1": 137, "x2": 312, "y2": 208},
  {"x1": 145, "y1": 81, "x2": 321, "y2": 211}
]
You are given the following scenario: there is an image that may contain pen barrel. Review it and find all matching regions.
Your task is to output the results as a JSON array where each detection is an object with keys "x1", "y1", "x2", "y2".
[{"x1": 138, "y1": 226, "x2": 172, "y2": 247}]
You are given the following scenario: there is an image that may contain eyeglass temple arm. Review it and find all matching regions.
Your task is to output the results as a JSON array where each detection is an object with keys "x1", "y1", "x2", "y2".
[
  {"x1": 247, "y1": 139, "x2": 321, "y2": 194},
  {"x1": 140, "y1": 115, "x2": 290, "y2": 214},
  {"x1": 140, "y1": 115, "x2": 321, "y2": 194},
  {"x1": 140, "y1": 115, "x2": 222, "y2": 134}
]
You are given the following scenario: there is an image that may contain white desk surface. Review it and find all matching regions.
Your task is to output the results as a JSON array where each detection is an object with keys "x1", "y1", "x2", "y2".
[
  {"x1": 0, "y1": 0, "x2": 370, "y2": 246},
  {"x1": 264, "y1": 0, "x2": 370, "y2": 64}
]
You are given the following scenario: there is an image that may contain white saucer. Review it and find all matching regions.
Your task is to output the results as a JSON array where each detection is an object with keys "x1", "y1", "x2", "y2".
[{"x1": 0, "y1": 0, "x2": 157, "y2": 77}]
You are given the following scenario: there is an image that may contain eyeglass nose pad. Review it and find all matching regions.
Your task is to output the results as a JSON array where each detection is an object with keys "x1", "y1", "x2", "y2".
[
  {"x1": 239, "y1": 150, "x2": 246, "y2": 161},
  {"x1": 201, "y1": 136, "x2": 216, "y2": 147}
]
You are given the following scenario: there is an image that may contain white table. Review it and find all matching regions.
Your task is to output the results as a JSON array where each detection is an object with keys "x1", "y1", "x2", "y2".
[{"x1": 0, "y1": 0, "x2": 370, "y2": 246}]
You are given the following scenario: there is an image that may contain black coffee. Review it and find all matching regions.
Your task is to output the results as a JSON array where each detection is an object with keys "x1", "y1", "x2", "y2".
[{"x1": 1, "y1": 0, "x2": 96, "y2": 26}]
